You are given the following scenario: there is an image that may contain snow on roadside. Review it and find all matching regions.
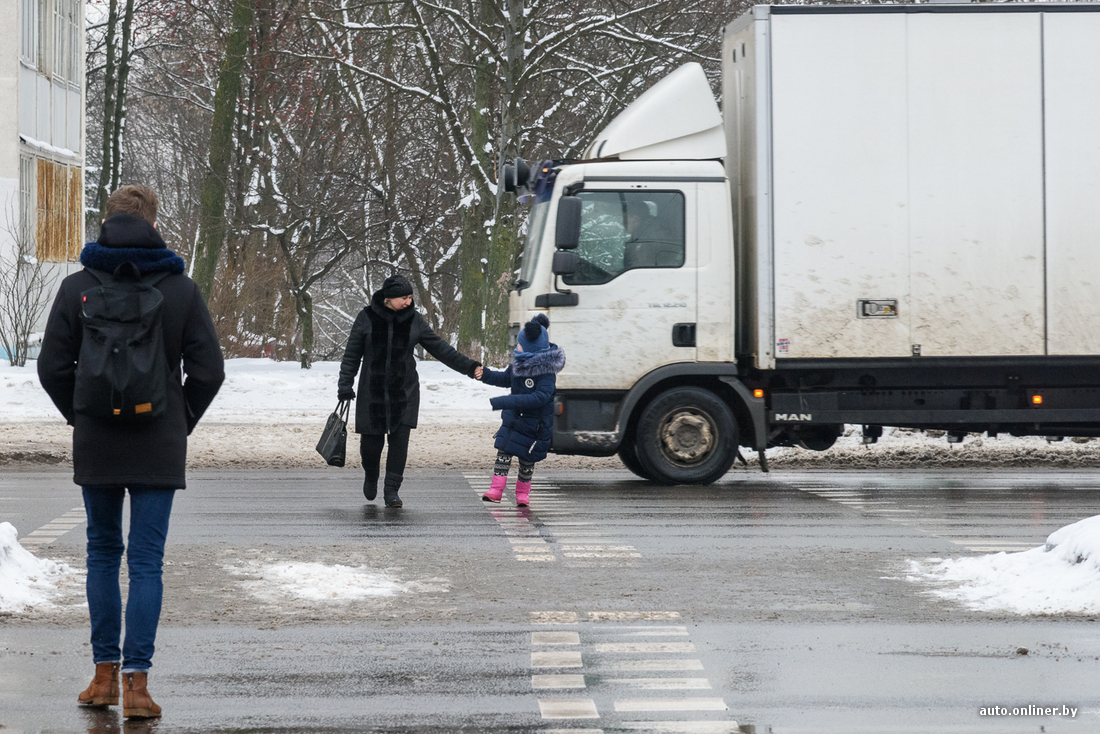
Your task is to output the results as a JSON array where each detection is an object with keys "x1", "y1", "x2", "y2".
[
  {"x1": 0, "y1": 358, "x2": 502, "y2": 424},
  {"x1": 0, "y1": 522, "x2": 81, "y2": 613},
  {"x1": 227, "y1": 560, "x2": 449, "y2": 603},
  {"x1": 906, "y1": 515, "x2": 1100, "y2": 615}
]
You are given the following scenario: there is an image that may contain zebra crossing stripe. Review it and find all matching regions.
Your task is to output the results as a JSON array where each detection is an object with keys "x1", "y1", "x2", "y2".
[
  {"x1": 538, "y1": 698, "x2": 600, "y2": 719},
  {"x1": 20, "y1": 506, "x2": 85, "y2": 546},
  {"x1": 619, "y1": 723, "x2": 740, "y2": 733},
  {"x1": 614, "y1": 697, "x2": 728, "y2": 712}
]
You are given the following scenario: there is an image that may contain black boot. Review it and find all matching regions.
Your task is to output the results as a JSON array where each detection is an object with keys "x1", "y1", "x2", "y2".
[
  {"x1": 383, "y1": 471, "x2": 403, "y2": 508},
  {"x1": 363, "y1": 470, "x2": 379, "y2": 501}
]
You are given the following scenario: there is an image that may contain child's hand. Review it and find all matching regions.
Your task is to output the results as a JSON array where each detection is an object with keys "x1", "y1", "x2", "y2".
[{"x1": 474, "y1": 366, "x2": 484, "y2": 380}]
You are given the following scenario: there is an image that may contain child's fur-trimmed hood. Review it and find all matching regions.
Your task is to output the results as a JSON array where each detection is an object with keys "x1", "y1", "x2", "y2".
[{"x1": 511, "y1": 344, "x2": 565, "y2": 377}]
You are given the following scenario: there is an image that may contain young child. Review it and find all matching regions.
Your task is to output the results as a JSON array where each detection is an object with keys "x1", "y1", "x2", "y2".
[{"x1": 478, "y1": 314, "x2": 565, "y2": 507}]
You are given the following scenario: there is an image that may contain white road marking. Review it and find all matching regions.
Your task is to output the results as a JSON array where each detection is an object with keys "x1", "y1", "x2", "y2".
[
  {"x1": 613, "y1": 697, "x2": 727, "y2": 712},
  {"x1": 605, "y1": 626, "x2": 689, "y2": 636},
  {"x1": 20, "y1": 505, "x2": 85, "y2": 546},
  {"x1": 532, "y1": 674, "x2": 586, "y2": 689},
  {"x1": 532, "y1": 611, "x2": 579, "y2": 624},
  {"x1": 589, "y1": 612, "x2": 681, "y2": 622},
  {"x1": 516, "y1": 555, "x2": 557, "y2": 562},
  {"x1": 619, "y1": 722, "x2": 740, "y2": 733},
  {"x1": 594, "y1": 642, "x2": 696, "y2": 653},
  {"x1": 532, "y1": 631, "x2": 581, "y2": 645},
  {"x1": 532, "y1": 651, "x2": 584, "y2": 668},
  {"x1": 539, "y1": 698, "x2": 600, "y2": 719},
  {"x1": 564, "y1": 552, "x2": 643, "y2": 558},
  {"x1": 600, "y1": 659, "x2": 705, "y2": 671},
  {"x1": 604, "y1": 677, "x2": 710, "y2": 689}
]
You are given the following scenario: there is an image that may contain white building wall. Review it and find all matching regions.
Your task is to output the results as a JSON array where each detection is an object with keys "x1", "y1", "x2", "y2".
[{"x1": 1, "y1": 0, "x2": 85, "y2": 359}]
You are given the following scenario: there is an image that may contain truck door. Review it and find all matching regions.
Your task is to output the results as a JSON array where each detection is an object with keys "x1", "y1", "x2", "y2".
[{"x1": 549, "y1": 185, "x2": 697, "y2": 390}]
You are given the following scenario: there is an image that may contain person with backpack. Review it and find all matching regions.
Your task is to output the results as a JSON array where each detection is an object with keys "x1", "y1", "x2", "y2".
[{"x1": 37, "y1": 185, "x2": 224, "y2": 720}]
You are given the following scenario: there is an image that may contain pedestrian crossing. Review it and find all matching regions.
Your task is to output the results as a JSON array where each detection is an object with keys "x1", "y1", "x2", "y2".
[
  {"x1": 529, "y1": 610, "x2": 740, "y2": 732},
  {"x1": 464, "y1": 472, "x2": 643, "y2": 565},
  {"x1": 19, "y1": 506, "x2": 85, "y2": 547},
  {"x1": 794, "y1": 481, "x2": 1046, "y2": 553}
]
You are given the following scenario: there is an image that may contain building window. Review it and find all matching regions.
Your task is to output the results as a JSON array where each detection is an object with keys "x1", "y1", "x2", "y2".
[
  {"x1": 35, "y1": 0, "x2": 81, "y2": 84},
  {"x1": 35, "y1": 158, "x2": 82, "y2": 263},
  {"x1": 18, "y1": 156, "x2": 37, "y2": 252},
  {"x1": 21, "y1": 0, "x2": 38, "y2": 64}
]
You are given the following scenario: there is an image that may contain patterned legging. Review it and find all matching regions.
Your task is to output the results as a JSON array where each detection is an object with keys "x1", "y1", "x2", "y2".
[{"x1": 494, "y1": 451, "x2": 535, "y2": 483}]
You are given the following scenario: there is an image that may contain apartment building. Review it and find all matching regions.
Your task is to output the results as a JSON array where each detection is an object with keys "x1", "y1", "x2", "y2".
[{"x1": 1, "y1": 0, "x2": 84, "y2": 354}]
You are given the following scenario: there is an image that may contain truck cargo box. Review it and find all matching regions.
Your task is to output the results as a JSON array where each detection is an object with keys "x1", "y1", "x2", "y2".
[{"x1": 723, "y1": 4, "x2": 1100, "y2": 369}]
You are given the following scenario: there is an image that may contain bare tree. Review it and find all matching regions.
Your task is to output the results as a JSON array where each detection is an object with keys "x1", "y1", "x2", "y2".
[{"x1": 0, "y1": 208, "x2": 57, "y2": 367}]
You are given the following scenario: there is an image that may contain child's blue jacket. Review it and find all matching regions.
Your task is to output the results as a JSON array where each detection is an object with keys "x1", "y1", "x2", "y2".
[{"x1": 480, "y1": 344, "x2": 566, "y2": 462}]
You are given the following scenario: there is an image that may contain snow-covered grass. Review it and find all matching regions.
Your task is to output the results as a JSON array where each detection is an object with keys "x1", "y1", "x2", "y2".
[
  {"x1": 227, "y1": 560, "x2": 449, "y2": 602},
  {"x1": 0, "y1": 357, "x2": 503, "y2": 424},
  {"x1": 906, "y1": 515, "x2": 1100, "y2": 615},
  {"x1": 0, "y1": 522, "x2": 80, "y2": 613}
]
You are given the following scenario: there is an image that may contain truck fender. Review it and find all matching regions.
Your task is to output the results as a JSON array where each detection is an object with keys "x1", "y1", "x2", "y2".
[{"x1": 554, "y1": 364, "x2": 766, "y2": 455}]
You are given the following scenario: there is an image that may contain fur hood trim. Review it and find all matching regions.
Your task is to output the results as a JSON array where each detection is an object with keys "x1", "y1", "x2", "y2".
[
  {"x1": 512, "y1": 344, "x2": 565, "y2": 376},
  {"x1": 80, "y1": 242, "x2": 185, "y2": 275}
]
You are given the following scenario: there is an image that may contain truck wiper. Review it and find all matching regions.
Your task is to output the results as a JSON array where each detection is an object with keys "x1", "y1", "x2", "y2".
[{"x1": 513, "y1": 279, "x2": 530, "y2": 291}]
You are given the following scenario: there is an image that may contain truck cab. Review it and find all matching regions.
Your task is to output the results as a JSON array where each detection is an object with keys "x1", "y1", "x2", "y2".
[{"x1": 508, "y1": 65, "x2": 759, "y2": 485}]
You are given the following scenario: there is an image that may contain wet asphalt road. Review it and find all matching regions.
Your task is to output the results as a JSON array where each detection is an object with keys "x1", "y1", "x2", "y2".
[{"x1": 1, "y1": 466, "x2": 1099, "y2": 733}]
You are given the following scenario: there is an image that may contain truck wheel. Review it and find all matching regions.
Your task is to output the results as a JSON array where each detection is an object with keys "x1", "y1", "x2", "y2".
[
  {"x1": 617, "y1": 438, "x2": 653, "y2": 481},
  {"x1": 635, "y1": 387, "x2": 738, "y2": 485}
]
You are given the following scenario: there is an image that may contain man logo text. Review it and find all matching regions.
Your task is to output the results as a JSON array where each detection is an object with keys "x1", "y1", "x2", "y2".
[{"x1": 775, "y1": 413, "x2": 812, "y2": 421}]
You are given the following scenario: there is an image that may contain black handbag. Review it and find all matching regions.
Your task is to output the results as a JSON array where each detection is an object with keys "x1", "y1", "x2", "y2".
[{"x1": 316, "y1": 400, "x2": 350, "y2": 467}]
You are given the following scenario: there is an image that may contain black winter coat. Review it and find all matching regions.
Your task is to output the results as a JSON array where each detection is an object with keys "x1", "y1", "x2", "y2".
[
  {"x1": 338, "y1": 292, "x2": 480, "y2": 434},
  {"x1": 481, "y1": 345, "x2": 566, "y2": 462},
  {"x1": 37, "y1": 214, "x2": 225, "y2": 489}
]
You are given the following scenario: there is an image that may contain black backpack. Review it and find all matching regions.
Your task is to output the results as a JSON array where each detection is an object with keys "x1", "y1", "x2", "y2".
[{"x1": 73, "y1": 265, "x2": 171, "y2": 422}]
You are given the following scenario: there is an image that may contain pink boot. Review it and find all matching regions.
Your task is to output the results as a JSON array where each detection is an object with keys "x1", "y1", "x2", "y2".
[
  {"x1": 482, "y1": 474, "x2": 507, "y2": 503},
  {"x1": 515, "y1": 481, "x2": 531, "y2": 507}
]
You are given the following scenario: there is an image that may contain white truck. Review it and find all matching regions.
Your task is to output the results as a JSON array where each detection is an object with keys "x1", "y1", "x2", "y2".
[{"x1": 505, "y1": 2, "x2": 1100, "y2": 484}]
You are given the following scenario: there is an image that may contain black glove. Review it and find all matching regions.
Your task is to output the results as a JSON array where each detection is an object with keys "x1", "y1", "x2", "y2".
[
  {"x1": 468, "y1": 362, "x2": 483, "y2": 379},
  {"x1": 338, "y1": 388, "x2": 355, "y2": 401}
]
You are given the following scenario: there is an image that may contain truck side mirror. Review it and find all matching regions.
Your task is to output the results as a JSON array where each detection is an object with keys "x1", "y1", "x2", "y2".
[
  {"x1": 552, "y1": 250, "x2": 579, "y2": 276},
  {"x1": 555, "y1": 197, "x2": 582, "y2": 250}
]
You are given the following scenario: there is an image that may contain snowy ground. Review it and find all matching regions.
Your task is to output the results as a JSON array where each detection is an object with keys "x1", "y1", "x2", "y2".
[
  {"x1": 907, "y1": 515, "x2": 1100, "y2": 615},
  {"x1": 5, "y1": 357, "x2": 1100, "y2": 470},
  {"x1": 0, "y1": 522, "x2": 82, "y2": 613}
]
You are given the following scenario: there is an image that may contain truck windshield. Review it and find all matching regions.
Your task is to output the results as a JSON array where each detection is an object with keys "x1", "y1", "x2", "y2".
[{"x1": 515, "y1": 194, "x2": 551, "y2": 290}]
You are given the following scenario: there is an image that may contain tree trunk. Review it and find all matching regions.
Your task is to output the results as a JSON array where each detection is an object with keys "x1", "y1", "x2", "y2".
[
  {"x1": 110, "y1": 0, "x2": 136, "y2": 193},
  {"x1": 193, "y1": 0, "x2": 255, "y2": 301},
  {"x1": 297, "y1": 290, "x2": 313, "y2": 369},
  {"x1": 96, "y1": 0, "x2": 120, "y2": 218},
  {"x1": 457, "y1": 0, "x2": 497, "y2": 360}
]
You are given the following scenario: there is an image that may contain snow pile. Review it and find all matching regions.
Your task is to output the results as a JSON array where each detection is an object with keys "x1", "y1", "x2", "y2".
[
  {"x1": 229, "y1": 561, "x2": 449, "y2": 602},
  {"x1": 0, "y1": 522, "x2": 79, "y2": 613},
  {"x1": 0, "y1": 358, "x2": 502, "y2": 424},
  {"x1": 907, "y1": 515, "x2": 1100, "y2": 615}
]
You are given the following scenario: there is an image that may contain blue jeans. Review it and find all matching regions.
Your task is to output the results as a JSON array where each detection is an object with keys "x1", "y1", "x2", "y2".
[{"x1": 83, "y1": 487, "x2": 175, "y2": 672}]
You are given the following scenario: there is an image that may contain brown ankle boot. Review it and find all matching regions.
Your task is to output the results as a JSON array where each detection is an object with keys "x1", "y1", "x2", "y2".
[
  {"x1": 122, "y1": 672, "x2": 161, "y2": 719},
  {"x1": 78, "y1": 662, "x2": 120, "y2": 707}
]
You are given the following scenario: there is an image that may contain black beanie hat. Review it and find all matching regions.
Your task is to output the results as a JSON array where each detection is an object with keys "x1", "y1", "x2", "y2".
[{"x1": 381, "y1": 274, "x2": 413, "y2": 299}]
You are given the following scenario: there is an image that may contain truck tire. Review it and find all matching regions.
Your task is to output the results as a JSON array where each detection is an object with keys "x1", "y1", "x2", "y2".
[
  {"x1": 617, "y1": 438, "x2": 654, "y2": 481},
  {"x1": 635, "y1": 387, "x2": 738, "y2": 485}
]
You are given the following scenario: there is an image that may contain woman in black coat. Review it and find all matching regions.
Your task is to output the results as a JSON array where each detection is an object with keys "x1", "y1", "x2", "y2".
[{"x1": 338, "y1": 274, "x2": 480, "y2": 507}]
